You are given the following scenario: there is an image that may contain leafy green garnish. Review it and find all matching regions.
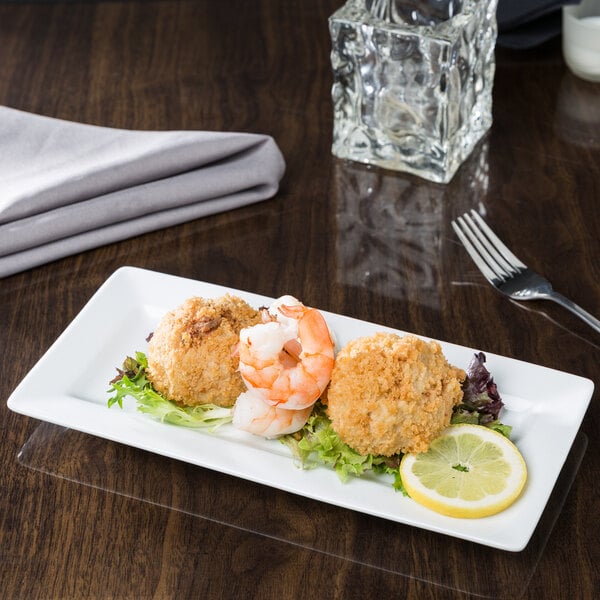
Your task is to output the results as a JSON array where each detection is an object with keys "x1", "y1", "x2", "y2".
[
  {"x1": 373, "y1": 461, "x2": 408, "y2": 494},
  {"x1": 280, "y1": 402, "x2": 407, "y2": 492},
  {"x1": 450, "y1": 409, "x2": 512, "y2": 438},
  {"x1": 107, "y1": 352, "x2": 510, "y2": 494},
  {"x1": 488, "y1": 421, "x2": 513, "y2": 439},
  {"x1": 449, "y1": 353, "x2": 512, "y2": 438},
  {"x1": 107, "y1": 352, "x2": 233, "y2": 431}
]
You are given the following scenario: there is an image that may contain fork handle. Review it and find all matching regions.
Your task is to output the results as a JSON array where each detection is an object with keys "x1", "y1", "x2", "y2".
[{"x1": 548, "y1": 292, "x2": 600, "y2": 334}]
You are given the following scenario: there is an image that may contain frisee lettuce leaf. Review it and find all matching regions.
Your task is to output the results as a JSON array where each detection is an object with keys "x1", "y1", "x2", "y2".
[
  {"x1": 279, "y1": 402, "x2": 407, "y2": 493},
  {"x1": 107, "y1": 352, "x2": 233, "y2": 431}
]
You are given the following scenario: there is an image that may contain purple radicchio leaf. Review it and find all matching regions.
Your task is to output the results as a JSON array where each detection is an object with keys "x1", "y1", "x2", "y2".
[{"x1": 460, "y1": 352, "x2": 504, "y2": 423}]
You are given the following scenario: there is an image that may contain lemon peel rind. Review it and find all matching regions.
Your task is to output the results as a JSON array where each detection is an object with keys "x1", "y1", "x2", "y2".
[{"x1": 400, "y1": 424, "x2": 527, "y2": 519}]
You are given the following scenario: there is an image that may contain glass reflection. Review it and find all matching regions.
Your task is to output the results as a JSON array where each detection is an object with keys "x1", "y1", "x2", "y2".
[{"x1": 333, "y1": 139, "x2": 489, "y2": 309}]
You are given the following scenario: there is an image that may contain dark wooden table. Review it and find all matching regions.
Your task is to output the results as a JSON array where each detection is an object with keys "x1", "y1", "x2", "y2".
[{"x1": 1, "y1": 2, "x2": 599, "y2": 598}]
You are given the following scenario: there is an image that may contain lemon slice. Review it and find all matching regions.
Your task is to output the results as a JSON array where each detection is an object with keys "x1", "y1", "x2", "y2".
[{"x1": 400, "y1": 424, "x2": 527, "y2": 518}]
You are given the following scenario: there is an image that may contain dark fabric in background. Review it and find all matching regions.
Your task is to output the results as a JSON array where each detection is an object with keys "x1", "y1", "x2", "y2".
[
  {"x1": 497, "y1": 0, "x2": 579, "y2": 48},
  {"x1": 0, "y1": 0, "x2": 578, "y2": 48}
]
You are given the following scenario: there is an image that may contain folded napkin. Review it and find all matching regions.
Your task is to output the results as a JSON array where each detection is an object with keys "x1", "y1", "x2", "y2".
[{"x1": 0, "y1": 106, "x2": 285, "y2": 278}]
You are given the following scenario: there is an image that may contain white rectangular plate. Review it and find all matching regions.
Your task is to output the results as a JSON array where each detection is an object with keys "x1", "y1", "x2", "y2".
[{"x1": 7, "y1": 267, "x2": 594, "y2": 551}]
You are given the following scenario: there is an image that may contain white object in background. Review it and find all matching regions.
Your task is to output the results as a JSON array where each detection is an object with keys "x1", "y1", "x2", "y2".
[{"x1": 563, "y1": 0, "x2": 600, "y2": 82}]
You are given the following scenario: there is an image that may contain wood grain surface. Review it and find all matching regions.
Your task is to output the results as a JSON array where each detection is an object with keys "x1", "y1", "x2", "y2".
[{"x1": 0, "y1": 2, "x2": 598, "y2": 599}]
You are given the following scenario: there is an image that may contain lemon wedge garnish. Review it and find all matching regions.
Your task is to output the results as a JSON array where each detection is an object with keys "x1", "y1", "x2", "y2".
[{"x1": 400, "y1": 424, "x2": 527, "y2": 519}]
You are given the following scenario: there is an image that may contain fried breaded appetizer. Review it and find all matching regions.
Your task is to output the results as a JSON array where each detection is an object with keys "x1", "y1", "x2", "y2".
[
  {"x1": 325, "y1": 333, "x2": 465, "y2": 456},
  {"x1": 146, "y1": 295, "x2": 261, "y2": 408}
]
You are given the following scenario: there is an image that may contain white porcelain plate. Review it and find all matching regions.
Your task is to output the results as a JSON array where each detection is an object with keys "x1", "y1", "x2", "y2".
[{"x1": 7, "y1": 267, "x2": 594, "y2": 551}]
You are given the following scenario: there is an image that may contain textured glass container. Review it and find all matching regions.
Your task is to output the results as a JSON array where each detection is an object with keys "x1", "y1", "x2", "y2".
[{"x1": 329, "y1": 0, "x2": 498, "y2": 183}]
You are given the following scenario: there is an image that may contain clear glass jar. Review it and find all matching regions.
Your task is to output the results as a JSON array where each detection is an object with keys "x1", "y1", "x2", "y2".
[{"x1": 329, "y1": 0, "x2": 498, "y2": 183}]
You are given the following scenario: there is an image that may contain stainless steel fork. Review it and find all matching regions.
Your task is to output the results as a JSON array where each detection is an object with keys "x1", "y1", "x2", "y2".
[{"x1": 452, "y1": 210, "x2": 600, "y2": 334}]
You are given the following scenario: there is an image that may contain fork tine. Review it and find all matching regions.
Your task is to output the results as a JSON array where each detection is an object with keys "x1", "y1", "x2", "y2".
[
  {"x1": 455, "y1": 215, "x2": 513, "y2": 280},
  {"x1": 469, "y1": 210, "x2": 527, "y2": 271},
  {"x1": 451, "y1": 218, "x2": 500, "y2": 283},
  {"x1": 462, "y1": 213, "x2": 516, "y2": 278}
]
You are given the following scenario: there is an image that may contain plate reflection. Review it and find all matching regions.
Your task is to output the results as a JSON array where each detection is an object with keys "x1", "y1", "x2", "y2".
[{"x1": 17, "y1": 422, "x2": 587, "y2": 598}]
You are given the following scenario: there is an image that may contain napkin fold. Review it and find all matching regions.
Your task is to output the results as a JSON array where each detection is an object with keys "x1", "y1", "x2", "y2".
[{"x1": 0, "y1": 106, "x2": 285, "y2": 278}]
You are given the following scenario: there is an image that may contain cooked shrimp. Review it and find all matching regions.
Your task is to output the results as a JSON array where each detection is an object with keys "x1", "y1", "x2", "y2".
[
  {"x1": 232, "y1": 389, "x2": 312, "y2": 438},
  {"x1": 237, "y1": 296, "x2": 335, "y2": 410}
]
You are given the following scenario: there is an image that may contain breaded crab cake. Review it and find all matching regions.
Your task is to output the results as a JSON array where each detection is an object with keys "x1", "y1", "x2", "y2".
[
  {"x1": 146, "y1": 295, "x2": 261, "y2": 408},
  {"x1": 325, "y1": 333, "x2": 465, "y2": 456}
]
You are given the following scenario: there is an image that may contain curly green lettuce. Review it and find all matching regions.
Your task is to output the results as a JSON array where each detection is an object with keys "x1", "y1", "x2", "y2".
[
  {"x1": 107, "y1": 352, "x2": 232, "y2": 431},
  {"x1": 279, "y1": 402, "x2": 407, "y2": 493}
]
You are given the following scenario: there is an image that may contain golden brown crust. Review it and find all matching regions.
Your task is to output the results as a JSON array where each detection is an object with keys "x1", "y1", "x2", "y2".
[
  {"x1": 146, "y1": 295, "x2": 261, "y2": 407},
  {"x1": 325, "y1": 333, "x2": 465, "y2": 456}
]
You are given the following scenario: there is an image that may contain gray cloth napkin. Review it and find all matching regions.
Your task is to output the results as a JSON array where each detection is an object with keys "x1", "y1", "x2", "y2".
[{"x1": 0, "y1": 106, "x2": 285, "y2": 278}]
